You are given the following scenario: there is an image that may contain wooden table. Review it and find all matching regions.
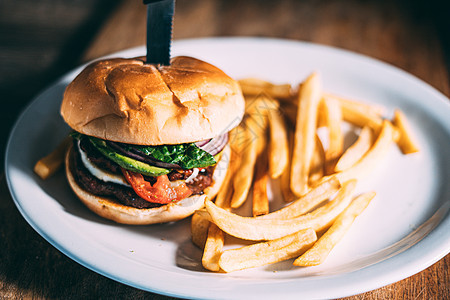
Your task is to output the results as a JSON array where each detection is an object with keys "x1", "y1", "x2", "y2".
[{"x1": 1, "y1": 0, "x2": 449, "y2": 298}]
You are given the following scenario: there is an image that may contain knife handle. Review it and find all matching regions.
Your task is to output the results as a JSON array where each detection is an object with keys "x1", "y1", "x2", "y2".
[{"x1": 143, "y1": 0, "x2": 166, "y2": 4}]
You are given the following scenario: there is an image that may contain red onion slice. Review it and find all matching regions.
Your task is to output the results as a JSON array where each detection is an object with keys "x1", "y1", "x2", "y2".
[
  {"x1": 195, "y1": 138, "x2": 212, "y2": 147},
  {"x1": 196, "y1": 133, "x2": 229, "y2": 156}
]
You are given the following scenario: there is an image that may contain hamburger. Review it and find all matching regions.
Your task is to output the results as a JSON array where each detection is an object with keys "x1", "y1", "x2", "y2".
[{"x1": 61, "y1": 56, "x2": 245, "y2": 224}]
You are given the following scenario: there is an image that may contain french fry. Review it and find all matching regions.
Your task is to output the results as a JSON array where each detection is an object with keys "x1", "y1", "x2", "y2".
[
  {"x1": 202, "y1": 223, "x2": 225, "y2": 271},
  {"x1": 334, "y1": 120, "x2": 394, "y2": 184},
  {"x1": 280, "y1": 132, "x2": 295, "y2": 203},
  {"x1": 245, "y1": 95, "x2": 276, "y2": 147},
  {"x1": 231, "y1": 124, "x2": 259, "y2": 209},
  {"x1": 283, "y1": 92, "x2": 385, "y2": 128},
  {"x1": 202, "y1": 170, "x2": 231, "y2": 270},
  {"x1": 309, "y1": 135, "x2": 325, "y2": 185},
  {"x1": 322, "y1": 96, "x2": 344, "y2": 174},
  {"x1": 258, "y1": 176, "x2": 340, "y2": 220},
  {"x1": 215, "y1": 180, "x2": 233, "y2": 211},
  {"x1": 191, "y1": 210, "x2": 210, "y2": 249},
  {"x1": 238, "y1": 78, "x2": 292, "y2": 100},
  {"x1": 228, "y1": 123, "x2": 249, "y2": 207},
  {"x1": 392, "y1": 109, "x2": 420, "y2": 154},
  {"x1": 335, "y1": 126, "x2": 373, "y2": 172},
  {"x1": 244, "y1": 94, "x2": 277, "y2": 136},
  {"x1": 252, "y1": 151, "x2": 269, "y2": 216},
  {"x1": 280, "y1": 163, "x2": 295, "y2": 203},
  {"x1": 267, "y1": 108, "x2": 289, "y2": 178},
  {"x1": 325, "y1": 94, "x2": 384, "y2": 131},
  {"x1": 230, "y1": 95, "x2": 273, "y2": 209},
  {"x1": 294, "y1": 191, "x2": 376, "y2": 266},
  {"x1": 229, "y1": 122, "x2": 247, "y2": 154},
  {"x1": 279, "y1": 101, "x2": 298, "y2": 127},
  {"x1": 291, "y1": 72, "x2": 322, "y2": 196},
  {"x1": 341, "y1": 106, "x2": 382, "y2": 132},
  {"x1": 324, "y1": 93, "x2": 386, "y2": 116},
  {"x1": 214, "y1": 157, "x2": 236, "y2": 211},
  {"x1": 34, "y1": 136, "x2": 71, "y2": 180},
  {"x1": 316, "y1": 104, "x2": 327, "y2": 128},
  {"x1": 202, "y1": 157, "x2": 236, "y2": 266},
  {"x1": 202, "y1": 180, "x2": 356, "y2": 241},
  {"x1": 219, "y1": 228, "x2": 317, "y2": 272}
]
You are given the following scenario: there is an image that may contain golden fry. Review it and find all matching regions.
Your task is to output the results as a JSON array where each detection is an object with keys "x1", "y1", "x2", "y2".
[
  {"x1": 202, "y1": 164, "x2": 235, "y2": 269},
  {"x1": 279, "y1": 101, "x2": 298, "y2": 127},
  {"x1": 34, "y1": 136, "x2": 71, "y2": 180},
  {"x1": 229, "y1": 123, "x2": 247, "y2": 155},
  {"x1": 392, "y1": 109, "x2": 420, "y2": 154},
  {"x1": 231, "y1": 124, "x2": 259, "y2": 209},
  {"x1": 191, "y1": 210, "x2": 210, "y2": 249},
  {"x1": 215, "y1": 155, "x2": 236, "y2": 211},
  {"x1": 291, "y1": 73, "x2": 322, "y2": 196},
  {"x1": 231, "y1": 96, "x2": 273, "y2": 209},
  {"x1": 334, "y1": 120, "x2": 394, "y2": 184},
  {"x1": 246, "y1": 109, "x2": 269, "y2": 156},
  {"x1": 238, "y1": 78, "x2": 292, "y2": 100},
  {"x1": 326, "y1": 94, "x2": 384, "y2": 131},
  {"x1": 280, "y1": 132, "x2": 295, "y2": 202},
  {"x1": 258, "y1": 176, "x2": 340, "y2": 220},
  {"x1": 322, "y1": 96, "x2": 344, "y2": 174},
  {"x1": 244, "y1": 94, "x2": 277, "y2": 136},
  {"x1": 267, "y1": 108, "x2": 289, "y2": 178},
  {"x1": 342, "y1": 108, "x2": 383, "y2": 132},
  {"x1": 202, "y1": 223, "x2": 225, "y2": 271},
  {"x1": 284, "y1": 92, "x2": 385, "y2": 126},
  {"x1": 252, "y1": 152, "x2": 269, "y2": 216},
  {"x1": 309, "y1": 135, "x2": 325, "y2": 185},
  {"x1": 204, "y1": 180, "x2": 356, "y2": 241},
  {"x1": 219, "y1": 228, "x2": 317, "y2": 273},
  {"x1": 324, "y1": 93, "x2": 386, "y2": 116},
  {"x1": 280, "y1": 164, "x2": 296, "y2": 203},
  {"x1": 335, "y1": 126, "x2": 373, "y2": 172},
  {"x1": 294, "y1": 191, "x2": 375, "y2": 266}
]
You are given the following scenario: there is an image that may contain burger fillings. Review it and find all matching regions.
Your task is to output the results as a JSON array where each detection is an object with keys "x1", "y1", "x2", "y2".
[{"x1": 71, "y1": 131, "x2": 227, "y2": 204}]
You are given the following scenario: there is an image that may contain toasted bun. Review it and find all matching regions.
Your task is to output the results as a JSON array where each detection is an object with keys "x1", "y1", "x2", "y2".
[
  {"x1": 65, "y1": 143, "x2": 230, "y2": 225},
  {"x1": 61, "y1": 56, "x2": 245, "y2": 145}
]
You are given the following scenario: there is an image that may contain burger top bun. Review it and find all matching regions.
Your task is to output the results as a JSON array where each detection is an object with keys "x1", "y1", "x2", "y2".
[{"x1": 61, "y1": 56, "x2": 245, "y2": 145}]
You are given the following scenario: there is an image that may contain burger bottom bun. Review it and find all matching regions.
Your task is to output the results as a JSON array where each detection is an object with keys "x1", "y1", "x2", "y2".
[{"x1": 65, "y1": 143, "x2": 230, "y2": 225}]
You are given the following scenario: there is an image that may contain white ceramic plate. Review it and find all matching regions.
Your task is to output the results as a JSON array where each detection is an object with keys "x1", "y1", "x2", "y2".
[{"x1": 5, "y1": 38, "x2": 450, "y2": 299}]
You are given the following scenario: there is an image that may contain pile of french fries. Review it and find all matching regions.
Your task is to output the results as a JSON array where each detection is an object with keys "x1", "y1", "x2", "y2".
[{"x1": 192, "y1": 73, "x2": 420, "y2": 272}]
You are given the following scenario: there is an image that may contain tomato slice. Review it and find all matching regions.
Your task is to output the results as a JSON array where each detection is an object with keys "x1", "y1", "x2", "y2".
[{"x1": 121, "y1": 169, "x2": 192, "y2": 204}]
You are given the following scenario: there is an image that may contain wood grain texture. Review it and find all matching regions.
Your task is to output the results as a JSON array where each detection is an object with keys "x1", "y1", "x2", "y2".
[
  {"x1": 0, "y1": 0, "x2": 121, "y2": 165},
  {"x1": 1, "y1": 0, "x2": 449, "y2": 299}
]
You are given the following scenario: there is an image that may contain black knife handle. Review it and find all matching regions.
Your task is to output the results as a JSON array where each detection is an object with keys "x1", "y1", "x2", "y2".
[
  {"x1": 143, "y1": 0, "x2": 166, "y2": 4},
  {"x1": 143, "y1": 0, "x2": 164, "y2": 4}
]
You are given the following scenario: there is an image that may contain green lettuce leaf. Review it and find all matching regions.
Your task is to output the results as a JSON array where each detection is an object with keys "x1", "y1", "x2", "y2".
[{"x1": 132, "y1": 143, "x2": 216, "y2": 169}]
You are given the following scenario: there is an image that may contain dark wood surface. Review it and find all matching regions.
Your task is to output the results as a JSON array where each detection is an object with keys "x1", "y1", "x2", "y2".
[{"x1": 1, "y1": 0, "x2": 449, "y2": 299}]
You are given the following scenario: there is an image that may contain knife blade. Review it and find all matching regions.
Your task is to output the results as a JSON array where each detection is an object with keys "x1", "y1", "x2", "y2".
[{"x1": 143, "y1": 0, "x2": 175, "y2": 66}]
